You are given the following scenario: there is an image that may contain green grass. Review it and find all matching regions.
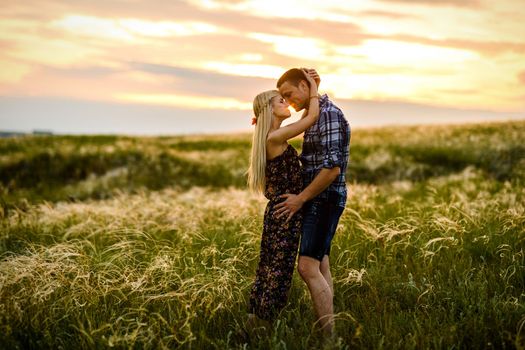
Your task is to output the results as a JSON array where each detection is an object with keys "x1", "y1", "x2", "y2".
[{"x1": 0, "y1": 121, "x2": 524, "y2": 349}]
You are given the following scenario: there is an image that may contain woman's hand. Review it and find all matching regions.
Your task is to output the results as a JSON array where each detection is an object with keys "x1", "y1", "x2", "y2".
[
  {"x1": 302, "y1": 68, "x2": 318, "y2": 97},
  {"x1": 302, "y1": 68, "x2": 321, "y2": 88}
]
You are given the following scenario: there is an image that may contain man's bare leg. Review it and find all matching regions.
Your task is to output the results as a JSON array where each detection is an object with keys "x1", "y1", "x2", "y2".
[
  {"x1": 320, "y1": 255, "x2": 333, "y2": 296},
  {"x1": 297, "y1": 255, "x2": 334, "y2": 335}
]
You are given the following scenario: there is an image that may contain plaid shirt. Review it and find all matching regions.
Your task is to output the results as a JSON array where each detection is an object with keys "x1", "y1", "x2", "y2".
[{"x1": 301, "y1": 94, "x2": 350, "y2": 208}]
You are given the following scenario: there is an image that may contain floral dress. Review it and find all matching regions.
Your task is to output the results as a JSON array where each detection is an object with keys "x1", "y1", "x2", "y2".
[{"x1": 249, "y1": 144, "x2": 303, "y2": 321}]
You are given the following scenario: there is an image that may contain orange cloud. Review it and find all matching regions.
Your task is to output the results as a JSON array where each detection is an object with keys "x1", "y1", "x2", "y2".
[
  {"x1": 376, "y1": 0, "x2": 482, "y2": 8},
  {"x1": 388, "y1": 34, "x2": 525, "y2": 56},
  {"x1": 518, "y1": 71, "x2": 525, "y2": 85},
  {"x1": 1, "y1": 1, "x2": 369, "y2": 46},
  {"x1": 359, "y1": 10, "x2": 419, "y2": 19}
]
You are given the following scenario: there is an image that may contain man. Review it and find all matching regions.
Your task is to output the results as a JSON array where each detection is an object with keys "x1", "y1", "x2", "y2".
[{"x1": 275, "y1": 68, "x2": 350, "y2": 336}]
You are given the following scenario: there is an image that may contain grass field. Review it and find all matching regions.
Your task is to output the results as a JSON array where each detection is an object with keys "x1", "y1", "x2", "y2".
[{"x1": 1, "y1": 121, "x2": 524, "y2": 349}]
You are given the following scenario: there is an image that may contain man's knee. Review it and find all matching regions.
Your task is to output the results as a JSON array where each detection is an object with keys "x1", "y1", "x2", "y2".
[
  {"x1": 319, "y1": 255, "x2": 330, "y2": 275},
  {"x1": 297, "y1": 256, "x2": 321, "y2": 281}
]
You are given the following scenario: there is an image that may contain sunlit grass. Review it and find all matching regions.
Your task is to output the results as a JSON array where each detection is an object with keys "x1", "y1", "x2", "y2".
[{"x1": 0, "y1": 121, "x2": 524, "y2": 349}]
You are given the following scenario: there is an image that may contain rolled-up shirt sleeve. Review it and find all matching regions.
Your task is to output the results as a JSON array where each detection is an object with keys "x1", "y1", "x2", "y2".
[{"x1": 319, "y1": 110, "x2": 344, "y2": 170}]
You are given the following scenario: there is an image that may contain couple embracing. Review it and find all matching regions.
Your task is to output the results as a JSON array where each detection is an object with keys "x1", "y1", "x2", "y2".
[{"x1": 247, "y1": 68, "x2": 350, "y2": 336}]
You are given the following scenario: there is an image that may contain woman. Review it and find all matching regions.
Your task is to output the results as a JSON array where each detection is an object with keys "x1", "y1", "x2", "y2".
[{"x1": 246, "y1": 69, "x2": 319, "y2": 327}]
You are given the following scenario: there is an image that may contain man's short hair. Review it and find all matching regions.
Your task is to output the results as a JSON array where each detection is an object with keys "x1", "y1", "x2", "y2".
[{"x1": 277, "y1": 68, "x2": 310, "y2": 89}]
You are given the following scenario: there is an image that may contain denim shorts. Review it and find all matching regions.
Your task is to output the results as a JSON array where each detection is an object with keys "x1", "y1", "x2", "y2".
[{"x1": 299, "y1": 198, "x2": 344, "y2": 261}]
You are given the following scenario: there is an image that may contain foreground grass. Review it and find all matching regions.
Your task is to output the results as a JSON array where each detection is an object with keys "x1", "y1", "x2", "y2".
[{"x1": 0, "y1": 121, "x2": 524, "y2": 349}]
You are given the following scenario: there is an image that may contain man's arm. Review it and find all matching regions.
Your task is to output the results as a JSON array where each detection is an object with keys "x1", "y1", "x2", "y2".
[
  {"x1": 274, "y1": 167, "x2": 339, "y2": 221},
  {"x1": 275, "y1": 109, "x2": 345, "y2": 222}
]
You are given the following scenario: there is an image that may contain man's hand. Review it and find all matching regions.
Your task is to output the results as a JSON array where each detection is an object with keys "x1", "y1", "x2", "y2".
[{"x1": 274, "y1": 194, "x2": 305, "y2": 223}]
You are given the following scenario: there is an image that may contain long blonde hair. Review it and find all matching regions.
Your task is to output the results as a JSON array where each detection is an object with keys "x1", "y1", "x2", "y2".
[{"x1": 248, "y1": 90, "x2": 280, "y2": 193}]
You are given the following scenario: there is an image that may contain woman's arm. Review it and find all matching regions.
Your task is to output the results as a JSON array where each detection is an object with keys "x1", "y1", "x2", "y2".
[
  {"x1": 301, "y1": 68, "x2": 320, "y2": 120},
  {"x1": 268, "y1": 70, "x2": 320, "y2": 143}
]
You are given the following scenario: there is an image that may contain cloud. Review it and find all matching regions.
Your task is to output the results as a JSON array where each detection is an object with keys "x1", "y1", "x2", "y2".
[
  {"x1": 359, "y1": 10, "x2": 419, "y2": 19},
  {"x1": 156, "y1": 33, "x2": 321, "y2": 68},
  {"x1": 2, "y1": 5, "x2": 364, "y2": 73},
  {"x1": 43, "y1": 65, "x2": 121, "y2": 78},
  {"x1": 0, "y1": 40, "x2": 14, "y2": 51},
  {"x1": 6, "y1": 61, "x2": 280, "y2": 106},
  {"x1": 388, "y1": 34, "x2": 525, "y2": 56},
  {"x1": 0, "y1": 0, "x2": 196, "y2": 21},
  {"x1": 1, "y1": 0, "x2": 368, "y2": 47},
  {"x1": 205, "y1": 0, "x2": 246, "y2": 4},
  {"x1": 436, "y1": 88, "x2": 481, "y2": 95},
  {"x1": 111, "y1": 32, "x2": 321, "y2": 81},
  {"x1": 518, "y1": 71, "x2": 525, "y2": 84},
  {"x1": 23, "y1": 1, "x2": 520, "y2": 60},
  {"x1": 336, "y1": 97, "x2": 525, "y2": 128},
  {"x1": 214, "y1": 15, "x2": 366, "y2": 47},
  {"x1": 375, "y1": 0, "x2": 482, "y2": 8},
  {"x1": 127, "y1": 62, "x2": 276, "y2": 100}
]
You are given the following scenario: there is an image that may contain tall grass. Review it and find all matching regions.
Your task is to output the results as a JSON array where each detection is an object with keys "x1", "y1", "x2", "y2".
[{"x1": 1, "y1": 121, "x2": 524, "y2": 349}]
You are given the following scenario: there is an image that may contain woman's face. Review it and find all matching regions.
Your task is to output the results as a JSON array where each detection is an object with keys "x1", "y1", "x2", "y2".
[{"x1": 271, "y1": 95, "x2": 291, "y2": 119}]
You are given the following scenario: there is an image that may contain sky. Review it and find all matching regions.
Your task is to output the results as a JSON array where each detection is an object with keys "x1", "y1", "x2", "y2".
[{"x1": 1, "y1": 0, "x2": 524, "y2": 135}]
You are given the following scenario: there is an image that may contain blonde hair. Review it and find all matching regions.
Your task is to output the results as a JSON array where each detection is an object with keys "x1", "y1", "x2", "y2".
[{"x1": 248, "y1": 90, "x2": 280, "y2": 193}]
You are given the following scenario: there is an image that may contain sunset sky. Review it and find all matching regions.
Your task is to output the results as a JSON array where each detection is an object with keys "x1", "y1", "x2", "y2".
[{"x1": 1, "y1": 0, "x2": 524, "y2": 134}]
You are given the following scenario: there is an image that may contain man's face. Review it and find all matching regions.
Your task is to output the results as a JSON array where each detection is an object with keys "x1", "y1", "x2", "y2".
[{"x1": 278, "y1": 80, "x2": 309, "y2": 112}]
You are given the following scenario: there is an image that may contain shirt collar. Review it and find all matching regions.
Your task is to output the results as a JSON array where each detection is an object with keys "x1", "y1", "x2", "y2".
[{"x1": 319, "y1": 94, "x2": 329, "y2": 109}]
